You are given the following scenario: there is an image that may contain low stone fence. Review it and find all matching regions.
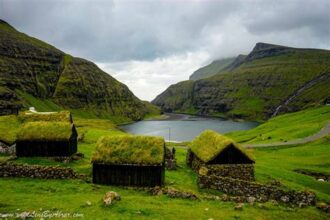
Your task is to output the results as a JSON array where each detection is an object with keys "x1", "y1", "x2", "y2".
[
  {"x1": 0, "y1": 162, "x2": 80, "y2": 179},
  {"x1": 198, "y1": 174, "x2": 316, "y2": 206}
]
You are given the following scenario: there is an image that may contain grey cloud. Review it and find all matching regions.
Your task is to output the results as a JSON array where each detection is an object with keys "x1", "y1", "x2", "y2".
[
  {"x1": 1, "y1": 0, "x2": 329, "y2": 63},
  {"x1": 1, "y1": 0, "x2": 242, "y2": 61},
  {"x1": 244, "y1": 0, "x2": 330, "y2": 40},
  {"x1": 1, "y1": 0, "x2": 330, "y2": 101}
]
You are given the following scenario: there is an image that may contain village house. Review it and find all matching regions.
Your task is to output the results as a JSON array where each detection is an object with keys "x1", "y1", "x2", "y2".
[
  {"x1": 92, "y1": 135, "x2": 165, "y2": 187},
  {"x1": 16, "y1": 121, "x2": 78, "y2": 157},
  {"x1": 186, "y1": 130, "x2": 255, "y2": 181}
]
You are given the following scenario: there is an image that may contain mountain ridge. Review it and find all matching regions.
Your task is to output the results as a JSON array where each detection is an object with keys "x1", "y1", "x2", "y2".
[
  {"x1": 152, "y1": 42, "x2": 330, "y2": 121},
  {"x1": 0, "y1": 20, "x2": 157, "y2": 120}
]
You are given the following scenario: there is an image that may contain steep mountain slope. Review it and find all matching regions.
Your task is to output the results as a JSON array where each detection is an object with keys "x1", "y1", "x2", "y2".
[
  {"x1": 152, "y1": 80, "x2": 195, "y2": 113},
  {"x1": 189, "y1": 57, "x2": 235, "y2": 80},
  {"x1": 153, "y1": 43, "x2": 330, "y2": 121},
  {"x1": 0, "y1": 20, "x2": 156, "y2": 120}
]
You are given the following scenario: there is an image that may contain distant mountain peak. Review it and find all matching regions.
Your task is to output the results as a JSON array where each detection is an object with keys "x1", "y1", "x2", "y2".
[
  {"x1": 245, "y1": 42, "x2": 292, "y2": 62},
  {"x1": 253, "y1": 42, "x2": 288, "y2": 52}
]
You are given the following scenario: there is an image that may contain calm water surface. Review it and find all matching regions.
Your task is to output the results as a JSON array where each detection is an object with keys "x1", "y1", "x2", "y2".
[{"x1": 120, "y1": 114, "x2": 259, "y2": 142}]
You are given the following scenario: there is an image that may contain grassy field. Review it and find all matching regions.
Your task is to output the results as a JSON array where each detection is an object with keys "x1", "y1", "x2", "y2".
[
  {"x1": 1, "y1": 142, "x2": 329, "y2": 219},
  {"x1": 0, "y1": 107, "x2": 329, "y2": 219},
  {"x1": 0, "y1": 141, "x2": 329, "y2": 219},
  {"x1": 227, "y1": 105, "x2": 330, "y2": 144}
]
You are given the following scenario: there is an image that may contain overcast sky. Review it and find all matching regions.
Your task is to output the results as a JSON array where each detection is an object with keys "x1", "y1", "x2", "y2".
[{"x1": 1, "y1": 0, "x2": 329, "y2": 101}]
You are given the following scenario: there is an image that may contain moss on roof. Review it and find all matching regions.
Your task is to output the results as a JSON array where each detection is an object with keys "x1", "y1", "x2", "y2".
[
  {"x1": 92, "y1": 135, "x2": 165, "y2": 165},
  {"x1": 18, "y1": 111, "x2": 73, "y2": 123},
  {"x1": 17, "y1": 122, "x2": 75, "y2": 141},
  {"x1": 189, "y1": 130, "x2": 254, "y2": 163}
]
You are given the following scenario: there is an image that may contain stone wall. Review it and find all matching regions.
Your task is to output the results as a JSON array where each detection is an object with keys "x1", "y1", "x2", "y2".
[
  {"x1": 0, "y1": 162, "x2": 79, "y2": 179},
  {"x1": 198, "y1": 174, "x2": 316, "y2": 206},
  {"x1": 188, "y1": 152, "x2": 254, "y2": 181}
]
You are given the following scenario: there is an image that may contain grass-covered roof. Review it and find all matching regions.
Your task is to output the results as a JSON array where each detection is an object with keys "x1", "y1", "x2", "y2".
[
  {"x1": 92, "y1": 135, "x2": 165, "y2": 165},
  {"x1": 18, "y1": 111, "x2": 73, "y2": 123},
  {"x1": 189, "y1": 130, "x2": 254, "y2": 163},
  {"x1": 17, "y1": 122, "x2": 75, "y2": 141}
]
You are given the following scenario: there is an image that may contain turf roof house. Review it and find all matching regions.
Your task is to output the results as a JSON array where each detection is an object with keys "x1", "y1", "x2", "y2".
[
  {"x1": 16, "y1": 111, "x2": 77, "y2": 157},
  {"x1": 187, "y1": 130, "x2": 255, "y2": 181},
  {"x1": 92, "y1": 135, "x2": 165, "y2": 187}
]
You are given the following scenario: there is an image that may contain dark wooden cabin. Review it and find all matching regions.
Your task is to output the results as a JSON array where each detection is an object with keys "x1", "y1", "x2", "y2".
[
  {"x1": 187, "y1": 130, "x2": 255, "y2": 180},
  {"x1": 92, "y1": 135, "x2": 165, "y2": 187},
  {"x1": 0, "y1": 105, "x2": 20, "y2": 116},
  {"x1": 16, "y1": 122, "x2": 77, "y2": 157}
]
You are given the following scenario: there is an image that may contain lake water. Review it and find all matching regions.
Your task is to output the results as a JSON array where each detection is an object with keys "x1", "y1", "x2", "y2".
[{"x1": 120, "y1": 114, "x2": 259, "y2": 142}]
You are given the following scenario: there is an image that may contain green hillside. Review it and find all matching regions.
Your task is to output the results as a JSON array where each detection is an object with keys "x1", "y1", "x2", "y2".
[
  {"x1": 189, "y1": 57, "x2": 235, "y2": 80},
  {"x1": 227, "y1": 105, "x2": 330, "y2": 144},
  {"x1": 0, "y1": 20, "x2": 158, "y2": 121},
  {"x1": 153, "y1": 43, "x2": 330, "y2": 121}
]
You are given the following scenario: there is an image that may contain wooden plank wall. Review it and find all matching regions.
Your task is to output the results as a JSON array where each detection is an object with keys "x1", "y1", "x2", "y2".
[
  {"x1": 16, "y1": 140, "x2": 77, "y2": 157},
  {"x1": 93, "y1": 163, "x2": 165, "y2": 187}
]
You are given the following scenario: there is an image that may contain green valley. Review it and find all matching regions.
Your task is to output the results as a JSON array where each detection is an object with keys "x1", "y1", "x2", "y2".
[
  {"x1": 0, "y1": 4, "x2": 329, "y2": 219},
  {"x1": 0, "y1": 106, "x2": 329, "y2": 219}
]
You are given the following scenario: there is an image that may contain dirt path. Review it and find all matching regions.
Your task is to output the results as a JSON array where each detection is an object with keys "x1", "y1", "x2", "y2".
[{"x1": 243, "y1": 122, "x2": 330, "y2": 148}]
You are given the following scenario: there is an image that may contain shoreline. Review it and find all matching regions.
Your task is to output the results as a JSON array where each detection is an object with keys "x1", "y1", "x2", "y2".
[{"x1": 147, "y1": 112, "x2": 255, "y2": 122}]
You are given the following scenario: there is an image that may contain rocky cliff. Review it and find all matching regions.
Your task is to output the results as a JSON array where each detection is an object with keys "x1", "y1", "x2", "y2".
[
  {"x1": 0, "y1": 20, "x2": 156, "y2": 120},
  {"x1": 153, "y1": 43, "x2": 330, "y2": 121}
]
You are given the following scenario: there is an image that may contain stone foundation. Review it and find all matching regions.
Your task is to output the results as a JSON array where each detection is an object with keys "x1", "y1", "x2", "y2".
[
  {"x1": 0, "y1": 141, "x2": 15, "y2": 155},
  {"x1": 198, "y1": 174, "x2": 316, "y2": 206},
  {"x1": 0, "y1": 162, "x2": 80, "y2": 179},
  {"x1": 205, "y1": 164, "x2": 254, "y2": 181},
  {"x1": 188, "y1": 151, "x2": 254, "y2": 181}
]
